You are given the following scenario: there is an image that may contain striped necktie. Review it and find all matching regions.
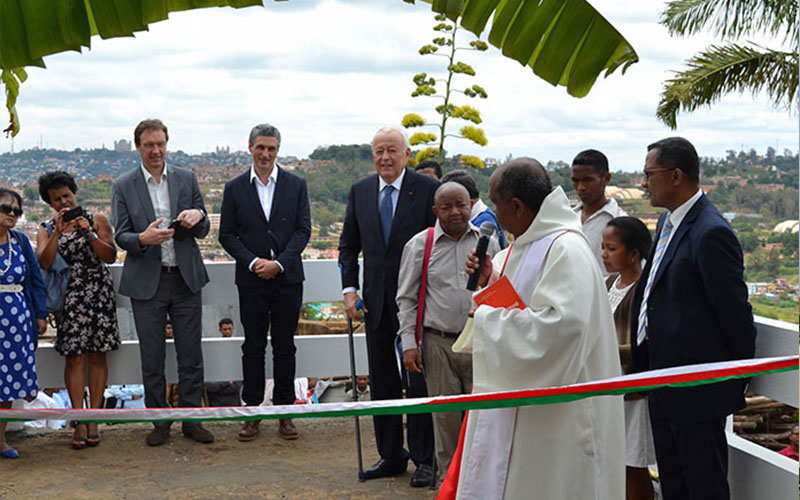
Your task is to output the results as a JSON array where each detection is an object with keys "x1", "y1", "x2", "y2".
[{"x1": 636, "y1": 216, "x2": 673, "y2": 346}]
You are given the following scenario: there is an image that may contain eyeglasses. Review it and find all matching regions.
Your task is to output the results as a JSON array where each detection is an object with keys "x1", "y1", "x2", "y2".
[
  {"x1": 0, "y1": 204, "x2": 22, "y2": 217},
  {"x1": 643, "y1": 168, "x2": 676, "y2": 180}
]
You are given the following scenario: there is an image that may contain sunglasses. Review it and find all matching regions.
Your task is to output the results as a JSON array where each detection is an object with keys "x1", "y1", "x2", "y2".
[{"x1": 0, "y1": 204, "x2": 23, "y2": 217}]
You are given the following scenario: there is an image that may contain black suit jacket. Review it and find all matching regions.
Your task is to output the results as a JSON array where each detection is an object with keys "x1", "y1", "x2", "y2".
[
  {"x1": 631, "y1": 194, "x2": 756, "y2": 423},
  {"x1": 218, "y1": 166, "x2": 311, "y2": 288},
  {"x1": 338, "y1": 168, "x2": 439, "y2": 330}
]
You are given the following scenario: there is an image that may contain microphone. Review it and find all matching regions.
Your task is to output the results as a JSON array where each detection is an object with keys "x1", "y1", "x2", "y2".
[{"x1": 467, "y1": 221, "x2": 496, "y2": 291}]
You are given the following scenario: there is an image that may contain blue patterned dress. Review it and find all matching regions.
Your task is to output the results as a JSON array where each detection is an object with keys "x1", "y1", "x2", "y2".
[{"x1": 0, "y1": 234, "x2": 38, "y2": 402}]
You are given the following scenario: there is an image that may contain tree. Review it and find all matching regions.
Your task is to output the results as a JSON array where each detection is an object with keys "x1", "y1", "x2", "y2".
[
  {"x1": 656, "y1": 0, "x2": 798, "y2": 128},
  {"x1": 1, "y1": 0, "x2": 637, "y2": 136},
  {"x1": 403, "y1": 14, "x2": 489, "y2": 167}
]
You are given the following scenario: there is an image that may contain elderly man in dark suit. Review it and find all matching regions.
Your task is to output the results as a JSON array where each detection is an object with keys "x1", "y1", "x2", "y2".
[
  {"x1": 219, "y1": 123, "x2": 311, "y2": 442},
  {"x1": 338, "y1": 126, "x2": 437, "y2": 487},
  {"x1": 111, "y1": 118, "x2": 213, "y2": 447},
  {"x1": 631, "y1": 136, "x2": 756, "y2": 500}
]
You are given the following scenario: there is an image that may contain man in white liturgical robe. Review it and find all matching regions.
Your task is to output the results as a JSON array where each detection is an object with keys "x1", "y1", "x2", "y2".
[{"x1": 444, "y1": 158, "x2": 624, "y2": 500}]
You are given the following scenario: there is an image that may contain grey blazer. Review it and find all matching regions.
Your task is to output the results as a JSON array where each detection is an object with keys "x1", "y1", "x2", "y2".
[{"x1": 111, "y1": 165, "x2": 210, "y2": 300}]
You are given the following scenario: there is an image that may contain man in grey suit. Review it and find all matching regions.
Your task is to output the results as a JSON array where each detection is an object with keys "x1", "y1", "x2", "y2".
[{"x1": 111, "y1": 118, "x2": 214, "y2": 446}]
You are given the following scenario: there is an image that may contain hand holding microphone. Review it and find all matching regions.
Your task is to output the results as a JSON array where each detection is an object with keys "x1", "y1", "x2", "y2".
[{"x1": 466, "y1": 222, "x2": 496, "y2": 291}]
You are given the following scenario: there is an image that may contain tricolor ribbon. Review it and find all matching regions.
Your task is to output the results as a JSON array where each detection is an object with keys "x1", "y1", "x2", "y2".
[{"x1": 1, "y1": 355, "x2": 795, "y2": 423}]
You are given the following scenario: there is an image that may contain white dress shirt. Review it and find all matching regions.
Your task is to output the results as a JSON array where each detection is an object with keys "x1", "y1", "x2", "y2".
[
  {"x1": 141, "y1": 164, "x2": 176, "y2": 266},
  {"x1": 573, "y1": 197, "x2": 627, "y2": 276},
  {"x1": 248, "y1": 165, "x2": 283, "y2": 273}
]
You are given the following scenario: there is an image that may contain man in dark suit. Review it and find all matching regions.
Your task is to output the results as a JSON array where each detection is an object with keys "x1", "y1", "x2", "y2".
[
  {"x1": 338, "y1": 126, "x2": 437, "y2": 487},
  {"x1": 219, "y1": 123, "x2": 311, "y2": 442},
  {"x1": 631, "y1": 136, "x2": 756, "y2": 499},
  {"x1": 112, "y1": 118, "x2": 214, "y2": 446}
]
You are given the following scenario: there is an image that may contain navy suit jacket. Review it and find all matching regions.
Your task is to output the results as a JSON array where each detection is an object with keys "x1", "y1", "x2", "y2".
[
  {"x1": 338, "y1": 168, "x2": 439, "y2": 331},
  {"x1": 631, "y1": 194, "x2": 756, "y2": 423},
  {"x1": 218, "y1": 166, "x2": 311, "y2": 288}
]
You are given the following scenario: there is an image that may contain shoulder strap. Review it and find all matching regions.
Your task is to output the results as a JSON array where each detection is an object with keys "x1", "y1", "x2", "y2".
[{"x1": 414, "y1": 227, "x2": 435, "y2": 346}]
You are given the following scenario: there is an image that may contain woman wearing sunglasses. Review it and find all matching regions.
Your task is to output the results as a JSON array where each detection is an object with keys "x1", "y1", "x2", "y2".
[
  {"x1": 35, "y1": 171, "x2": 119, "y2": 450},
  {"x1": 0, "y1": 188, "x2": 48, "y2": 459}
]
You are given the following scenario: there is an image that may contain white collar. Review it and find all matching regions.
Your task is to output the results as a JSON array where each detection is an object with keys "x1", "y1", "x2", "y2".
[
  {"x1": 141, "y1": 163, "x2": 167, "y2": 183},
  {"x1": 378, "y1": 168, "x2": 406, "y2": 192},
  {"x1": 667, "y1": 188, "x2": 703, "y2": 228},
  {"x1": 572, "y1": 197, "x2": 619, "y2": 219},
  {"x1": 250, "y1": 164, "x2": 279, "y2": 186},
  {"x1": 471, "y1": 198, "x2": 488, "y2": 219}
]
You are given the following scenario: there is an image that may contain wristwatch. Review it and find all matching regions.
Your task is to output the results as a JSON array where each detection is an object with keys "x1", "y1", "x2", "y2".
[{"x1": 88, "y1": 231, "x2": 99, "y2": 242}]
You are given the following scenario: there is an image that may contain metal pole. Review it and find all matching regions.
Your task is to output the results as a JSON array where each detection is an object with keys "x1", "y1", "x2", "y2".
[{"x1": 346, "y1": 303, "x2": 365, "y2": 482}]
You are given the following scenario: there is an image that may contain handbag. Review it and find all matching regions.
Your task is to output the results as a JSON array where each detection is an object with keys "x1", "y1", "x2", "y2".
[{"x1": 41, "y1": 220, "x2": 71, "y2": 313}]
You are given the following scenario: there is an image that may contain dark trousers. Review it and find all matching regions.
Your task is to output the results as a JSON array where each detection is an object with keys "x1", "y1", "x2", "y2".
[
  {"x1": 649, "y1": 393, "x2": 730, "y2": 500},
  {"x1": 365, "y1": 291, "x2": 434, "y2": 466},
  {"x1": 238, "y1": 283, "x2": 302, "y2": 407},
  {"x1": 131, "y1": 268, "x2": 204, "y2": 429}
]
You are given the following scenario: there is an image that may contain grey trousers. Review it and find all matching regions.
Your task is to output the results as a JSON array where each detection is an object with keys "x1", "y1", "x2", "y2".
[
  {"x1": 421, "y1": 329, "x2": 473, "y2": 477},
  {"x1": 131, "y1": 269, "x2": 204, "y2": 429}
]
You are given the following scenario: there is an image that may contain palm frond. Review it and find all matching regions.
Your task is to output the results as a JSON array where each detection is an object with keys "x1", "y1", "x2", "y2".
[
  {"x1": 660, "y1": 0, "x2": 798, "y2": 46},
  {"x1": 656, "y1": 42, "x2": 798, "y2": 129}
]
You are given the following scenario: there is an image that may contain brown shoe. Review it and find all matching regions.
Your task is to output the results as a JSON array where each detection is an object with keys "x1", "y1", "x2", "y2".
[
  {"x1": 182, "y1": 424, "x2": 214, "y2": 444},
  {"x1": 238, "y1": 421, "x2": 260, "y2": 442},
  {"x1": 146, "y1": 426, "x2": 171, "y2": 447},
  {"x1": 278, "y1": 419, "x2": 299, "y2": 440}
]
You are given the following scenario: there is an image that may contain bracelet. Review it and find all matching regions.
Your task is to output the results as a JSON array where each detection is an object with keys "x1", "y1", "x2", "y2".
[{"x1": 88, "y1": 231, "x2": 98, "y2": 242}]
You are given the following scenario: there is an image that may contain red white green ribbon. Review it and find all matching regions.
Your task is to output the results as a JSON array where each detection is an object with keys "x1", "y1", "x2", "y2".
[{"x1": 1, "y1": 355, "x2": 795, "y2": 423}]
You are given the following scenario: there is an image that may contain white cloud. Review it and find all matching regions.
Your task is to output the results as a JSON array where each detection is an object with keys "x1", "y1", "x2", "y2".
[{"x1": 4, "y1": 0, "x2": 796, "y2": 171}]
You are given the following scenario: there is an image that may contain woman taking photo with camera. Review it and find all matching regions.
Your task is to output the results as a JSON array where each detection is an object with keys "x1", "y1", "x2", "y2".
[{"x1": 36, "y1": 171, "x2": 120, "y2": 450}]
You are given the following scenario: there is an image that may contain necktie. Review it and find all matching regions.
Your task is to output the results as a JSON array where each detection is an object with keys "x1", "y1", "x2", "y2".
[
  {"x1": 636, "y1": 216, "x2": 673, "y2": 346},
  {"x1": 380, "y1": 185, "x2": 395, "y2": 245}
]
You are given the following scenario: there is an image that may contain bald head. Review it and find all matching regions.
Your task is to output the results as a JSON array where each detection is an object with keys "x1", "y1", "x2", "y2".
[
  {"x1": 489, "y1": 157, "x2": 552, "y2": 238},
  {"x1": 434, "y1": 181, "x2": 471, "y2": 239}
]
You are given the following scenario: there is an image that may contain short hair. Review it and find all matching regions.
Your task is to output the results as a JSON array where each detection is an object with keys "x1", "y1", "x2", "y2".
[
  {"x1": 441, "y1": 169, "x2": 479, "y2": 199},
  {"x1": 372, "y1": 126, "x2": 410, "y2": 150},
  {"x1": 249, "y1": 123, "x2": 281, "y2": 148},
  {"x1": 605, "y1": 216, "x2": 652, "y2": 260},
  {"x1": 38, "y1": 171, "x2": 78, "y2": 204},
  {"x1": 493, "y1": 158, "x2": 552, "y2": 213},
  {"x1": 415, "y1": 160, "x2": 442, "y2": 179},
  {"x1": 0, "y1": 188, "x2": 22, "y2": 208},
  {"x1": 219, "y1": 318, "x2": 234, "y2": 328},
  {"x1": 571, "y1": 149, "x2": 609, "y2": 175},
  {"x1": 647, "y1": 137, "x2": 699, "y2": 183},
  {"x1": 134, "y1": 119, "x2": 168, "y2": 147}
]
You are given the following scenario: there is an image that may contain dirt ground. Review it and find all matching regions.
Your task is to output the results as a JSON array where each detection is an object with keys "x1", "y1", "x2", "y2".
[{"x1": 0, "y1": 418, "x2": 439, "y2": 500}]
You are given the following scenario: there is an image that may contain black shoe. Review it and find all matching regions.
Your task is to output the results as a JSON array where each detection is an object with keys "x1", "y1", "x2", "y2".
[
  {"x1": 182, "y1": 424, "x2": 214, "y2": 444},
  {"x1": 410, "y1": 463, "x2": 435, "y2": 488},
  {"x1": 145, "y1": 426, "x2": 170, "y2": 447},
  {"x1": 361, "y1": 458, "x2": 409, "y2": 480}
]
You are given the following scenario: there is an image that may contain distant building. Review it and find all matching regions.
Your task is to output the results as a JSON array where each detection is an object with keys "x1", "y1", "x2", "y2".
[
  {"x1": 772, "y1": 220, "x2": 799, "y2": 234},
  {"x1": 114, "y1": 139, "x2": 132, "y2": 152},
  {"x1": 215, "y1": 146, "x2": 230, "y2": 156},
  {"x1": 606, "y1": 186, "x2": 644, "y2": 200},
  {"x1": 484, "y1": 157, "x2": 499, "y2": 168},
  {"x1": 755, "y1": 183, "x2": 785, "y2": 193}
]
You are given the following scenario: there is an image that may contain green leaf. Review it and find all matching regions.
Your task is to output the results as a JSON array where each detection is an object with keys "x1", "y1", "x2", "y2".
[
  {"x1": 0, "y1": 0, "x2": 262, "y2": 135},
  {"x1": 422, "y1": 0, "x2": 638, "y2": 98},
  {"x1": 657, "y1": 43, "x2": 798, "y2": 129}
]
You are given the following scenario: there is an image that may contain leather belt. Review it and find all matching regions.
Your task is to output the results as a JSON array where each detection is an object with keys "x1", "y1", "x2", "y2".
[
  {"x1": 0, "y1": 284, "x2": 22, "y2": 293},
  {"x1": 425, "y1": 327, "x2": 460, "y2": 339},
  {"x1": 161, "y1": 265, "x2": 179, "y2": 274}
]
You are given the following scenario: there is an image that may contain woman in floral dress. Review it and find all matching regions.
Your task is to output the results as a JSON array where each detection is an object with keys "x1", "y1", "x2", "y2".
[
  {"x1": 0, "y1": 188, "x2": 47, "y2": 459},
  {"x1": 36, "y1": 172, "x2": 119, "y2": 449}
]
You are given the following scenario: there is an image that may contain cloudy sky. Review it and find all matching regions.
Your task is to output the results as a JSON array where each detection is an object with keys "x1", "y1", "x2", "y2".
[{"x1": 4, "y1": 0, "x2": 797, "y2": 172}]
